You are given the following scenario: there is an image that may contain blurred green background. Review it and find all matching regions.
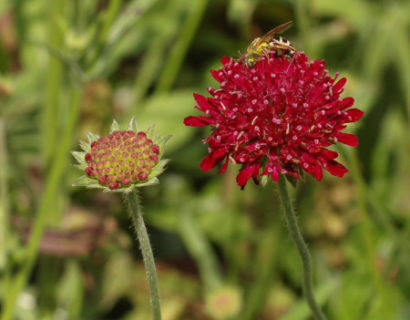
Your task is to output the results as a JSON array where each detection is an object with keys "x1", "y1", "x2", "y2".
[{"x1": 0, "y1": 0, "x2": 409, "y2": 319}]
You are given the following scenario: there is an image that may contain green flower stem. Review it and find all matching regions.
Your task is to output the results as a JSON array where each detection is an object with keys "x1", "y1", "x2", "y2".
[
  {"x1": 86, "y1": 0, "x2": 123, "y2": 66},
  {"x1": 154, "y1": 0, "x2": 208, "y2": 93},
  {"x1": 43, "y1": 0, "x2": 65, "y2": 166},
  {"x1": 1, "y1": 86, "x2": 82, "y2": 320},
  {"x1": 0, "y1": 119, "x2": 10, "y2": 287},
  {"x1": 277, "y1": 174, "x2": 327, "y2": 320},
  {"x1": 99, "y1": 0, "x2": 123, "y2": 42},
  {"x1": 40, "y1": 3, "x2": 66, "y2": 314},
  {"x1": 127, "y1": 190, "x2": 162, "y2": 320}
]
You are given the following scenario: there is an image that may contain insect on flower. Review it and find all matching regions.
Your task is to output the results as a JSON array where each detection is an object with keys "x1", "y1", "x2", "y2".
[{"x1": 245, "y1": 21, "x2": 296, "y2": 67}]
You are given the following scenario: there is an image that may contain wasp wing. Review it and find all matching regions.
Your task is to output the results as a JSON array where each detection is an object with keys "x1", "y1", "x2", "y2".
[{"x1": 253, "y1": 21, "x2": 293, "y2": 47}]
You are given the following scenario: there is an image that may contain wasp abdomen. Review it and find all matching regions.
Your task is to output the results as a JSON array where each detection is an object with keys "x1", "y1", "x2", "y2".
[
  {"x1": 273, "y1": 36, "x2": 291, "y2": 45},
  {"x1": 270, "y1": 36, "x2": 295, "y2": 57}
]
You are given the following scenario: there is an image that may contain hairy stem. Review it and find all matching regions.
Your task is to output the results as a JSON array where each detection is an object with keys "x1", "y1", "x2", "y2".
[
  {"x1": 277, "y1": 174, "x2": 327, "y2": 320},
  {"x1": 127, "y1": 190, "x2": 162, "y2": 320}
]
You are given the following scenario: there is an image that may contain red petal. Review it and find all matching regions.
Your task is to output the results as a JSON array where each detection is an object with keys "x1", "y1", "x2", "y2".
[
  {"x1": 320, "y1": 149, "x2": 338, "y2": 160},
  {"x1": 236, "y1": 165, "x2": 255, "y2": 187},
  {"x1": 252, "y1": 163, "x2": 261, "y2": 178},
  {"x1": 212, "y1": 148, "x2": 227, "y2": 159},
  {"x1": 326, "y1": 161, "x2": 348, "y2": 177},
  {"x1": 313, "y1": 165, "x2": 323, "y2": 181},
  {"x1": 183, "y1": 116, "x2": 213, "y2": 127},
  {"x1": 200, "y1": 155, "x2": 214, "y2": 172},
  {"x1": 220, "y1": 157, "x2": 229, "y2": 174},
  {"x1": 333, "y1": 78, "x2": 346, "y2": 93},
  {"x1": 336, "y1": 132, "x2": 359, "y2": 146},
  {"x1": 221, "y1": 56, "x2": 231, "y2": 66},
  {"x1": 271, "y1": 166, "x2": 279, "y2": 182},
  {"x1": 344, "y1": 108, "x2": 364, "y2": 122},
  {"x1": 340, "y1": 97, "x2": 354, "y2": 110},
  {"x1": 193, "y1": 93, "x2": 212, "y2": 111},
  {"x1": 200, "y1": 148, "x2": 227, "y2": 172},
  {"x1": 210, "y1": 69, "x2": 222, "y2": 81}
]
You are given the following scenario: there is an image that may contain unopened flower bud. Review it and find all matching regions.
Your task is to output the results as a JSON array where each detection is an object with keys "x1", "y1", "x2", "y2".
[{"x1": 72, "y1": 119, "x2": 171, "y2": 192}]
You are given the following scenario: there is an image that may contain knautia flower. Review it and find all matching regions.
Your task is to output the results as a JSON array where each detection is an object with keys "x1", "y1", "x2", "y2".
[
  {"x1": 72, "y1": 118, "x2": 170, "y2": 192},
  {"x1": 184, "y1": 52, "x2": 363, "y2": 187},
  {"x1": 73, "y1": 118, "x2": 170, "y2": 319}
]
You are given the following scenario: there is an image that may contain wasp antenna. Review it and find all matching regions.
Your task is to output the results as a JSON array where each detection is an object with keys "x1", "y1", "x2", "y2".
[
  {"x1": 238, "y1": 51, "x2": 247, "y2": 64},
  {"x1": 285, "y1": 54, "x2": 297, "y2": 74}
]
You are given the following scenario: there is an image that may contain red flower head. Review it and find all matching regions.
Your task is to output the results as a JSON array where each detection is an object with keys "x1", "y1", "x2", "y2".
[{"x1": 184, "y1": 52, "x2": 363, "y2": 187}]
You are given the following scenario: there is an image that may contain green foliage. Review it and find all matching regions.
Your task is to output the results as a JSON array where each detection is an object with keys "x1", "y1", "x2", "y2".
[{"x1": 0, "y1": 0, "x2": 409, "y2": 319}]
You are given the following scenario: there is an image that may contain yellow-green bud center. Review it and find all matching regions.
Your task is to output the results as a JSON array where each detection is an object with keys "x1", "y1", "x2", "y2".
[{"x1": 84, "y1": 130, "x2": 160, "y2": 189}]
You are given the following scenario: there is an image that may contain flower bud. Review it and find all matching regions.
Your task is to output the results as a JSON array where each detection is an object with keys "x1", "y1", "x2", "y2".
[{"x1": 72, "y1": 119, "x2": 171, "y2": 192}]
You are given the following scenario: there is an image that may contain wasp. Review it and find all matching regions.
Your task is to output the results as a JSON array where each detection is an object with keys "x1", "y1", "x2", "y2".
[{"x1": 245, "y1": 21, "x2": 296, "y2": 67}]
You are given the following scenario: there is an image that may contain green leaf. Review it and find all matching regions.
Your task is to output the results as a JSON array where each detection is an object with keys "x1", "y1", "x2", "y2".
[
  {"x1": 127, "y1": 117, "x2": 138, "y2": 132},
  {"x1": 312, "y1": 0, "x2": 374, "y2": 28},
  {"x1": 135, "y1": 177, "x2": 159, "y2": 188},
  {"x1": 158, "y1": 135, "x2": 173, "y2": 156},
  {"x1": 260, "y1": 174, "x2": 268, "y2": 187},
  {"x1": 227, "y1": 0, "x2": 257, "y2": 32},
  {"x1": 133, "y1": 90, "x2": 196, "y2": 152},
  {"x1": 73, "y1": 164, "x2": 87, "y2": 170},
  {"x1": 57, "y1": 261, "x2": 83, "y2": 319},
  {"x1": 100, "y1": 252, "x2": 134, "y2": 311},
  {"x1": 110, "y1": 119, "x2": 120, "y2": 132},
  {"x1": 285, "y1": 174, "x2": 298, "y2": 188},
  {"x1": 71, "y1": 151, "x2": 86, "y2": 165},
  {"x1": 87, "y1": 183, "x2": 107, "y2": 190},
  {"x1": 72, "y1": 175, "x2": 95, "y2": 187},
  {"x1": 79, "y1": 140, "x2": 91, "y2": 152},
  {"x1": 145, "y1": 123, "x2": 156, "y2": 138},
  {"x1": 155, "y1": 0, "x2": 208, "y2": 93},
  {"x1": 281, "y1": 278, "x2": 337, "y2": 320},
  {"x1": 86, "y1": 132, "x2": 100, "y2": 143},
  {"x1": 150, "y1": 159, "x2": 170, "y2": 179}
]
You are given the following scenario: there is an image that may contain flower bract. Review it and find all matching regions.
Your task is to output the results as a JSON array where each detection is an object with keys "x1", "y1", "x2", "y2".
[{"x1": 184, "y1": 52, "x2": 363, "y2": 187}]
